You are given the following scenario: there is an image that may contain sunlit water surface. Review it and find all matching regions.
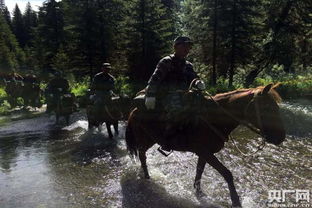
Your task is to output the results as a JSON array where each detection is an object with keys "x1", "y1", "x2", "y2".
[{"x1": 0, "y1": 101, "x2": 311, "y2": 208}]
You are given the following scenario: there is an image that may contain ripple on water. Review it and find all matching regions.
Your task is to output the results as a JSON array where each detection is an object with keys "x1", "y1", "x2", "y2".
[{"x1": 0, "y1": 109, "x2": 311, "y2": 208}]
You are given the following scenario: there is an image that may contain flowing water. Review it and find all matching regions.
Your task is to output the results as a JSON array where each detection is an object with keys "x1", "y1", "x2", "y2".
[{"x1": 0, "y1": 101, "x2": 311, "y2": 208}]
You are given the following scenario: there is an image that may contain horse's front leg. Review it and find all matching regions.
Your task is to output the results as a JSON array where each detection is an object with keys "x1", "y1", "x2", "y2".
[
  {"x1": 205, "y1": 154, "x2": 241, "y2": 207},
  {"x1": 105, "y1": 122, "x2": 113, "y2": 138},
  {"x1": 194, "y1": 156, "x2": 206, "y2": 192},
  {"x1": 113, "y1": 121, "x2": 119, "y2": 136},
  {"x1": 138, "y1": 149, "x2": 150, "y2": 179}
]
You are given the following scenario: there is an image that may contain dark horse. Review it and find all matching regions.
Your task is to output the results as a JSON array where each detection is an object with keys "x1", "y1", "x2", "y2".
[
  {"x1": 87, "y1": 95, "x2": 132, "y2": 138},
  {"x1": 125, "y1": 84, "x2": 285, "y2": 207}
]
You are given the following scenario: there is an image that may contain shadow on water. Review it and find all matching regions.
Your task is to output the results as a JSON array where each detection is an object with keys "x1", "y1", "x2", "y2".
[
  {"x1": 0, "y1": 136, "x2": 19, "y2": 172},
  {"x1": 71, "y1": 130, "x2": 127, "y2": 166},
  {"x1": 120, "y1": 170, "x2": 221, "y2": 208}
]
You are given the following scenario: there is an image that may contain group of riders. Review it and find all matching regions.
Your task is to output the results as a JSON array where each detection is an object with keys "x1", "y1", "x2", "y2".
[
  {"x1": 1, "y1": 36, "x2": 205, "y2": 152},
  {"x1": 0, "y1": 72, "x2": 41, "y2": 108}
]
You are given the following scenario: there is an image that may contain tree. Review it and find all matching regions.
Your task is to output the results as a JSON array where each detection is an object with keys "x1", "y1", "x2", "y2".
[
  {"x1": 125, "y1": 0, "x2": 176, "y2": 90},
  {"x1": 0, "y1": 14, "x2": 25, "y2": 73},
  {"x1": 12, "y1": 4, "x2": 26, "y2": 48},
  {"x1": 244, "y1": 0, "x2": 312, "y2": 87},
  {"x1": 1, "y1": 6, "x2": 12, "y2": 29},
  {"x1": 35, "y1": 0, "x2": 65, "y2": 73},
  {"x1": 23, "y1": 2, "x2": 38, "y2": 48},
  {"x1": 183, "y1": 0, "x2": 262, "y2": 87},
  {"x1": 61, "y1": 0, "x2": 126, "y2": 80}
]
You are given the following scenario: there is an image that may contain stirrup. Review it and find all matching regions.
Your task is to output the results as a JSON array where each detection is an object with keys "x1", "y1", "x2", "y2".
[{"x1": 157, "y1": 146, "x2": 173, "y2": 157}]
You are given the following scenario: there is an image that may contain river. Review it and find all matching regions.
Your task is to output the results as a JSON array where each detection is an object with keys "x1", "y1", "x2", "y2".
[{"x1": 0, "y1": 100, "x2": 311, "y2": 208}]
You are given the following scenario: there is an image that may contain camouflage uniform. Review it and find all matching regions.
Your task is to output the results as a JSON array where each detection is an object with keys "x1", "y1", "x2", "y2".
[
  {"x1": 90, "y1": 72, "x2": 115, "y2": 107},
  {"x1": 46, "y1": 77, "x2": 70, "y2": 112},
  {"x1": 146, "y1": 54, "x2": 198, "y2": 114},
  {"x1": 146, "y1": 54, "x2": 199, "y2": 150}
]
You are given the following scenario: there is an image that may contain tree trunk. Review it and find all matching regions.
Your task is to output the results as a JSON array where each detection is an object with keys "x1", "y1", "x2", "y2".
[
  {"x1": 229, "y1": 0, "x2": 236, "y2": 88},
  {"x1": 211, "y1": 0, "x2": 218, "y2": 86}
]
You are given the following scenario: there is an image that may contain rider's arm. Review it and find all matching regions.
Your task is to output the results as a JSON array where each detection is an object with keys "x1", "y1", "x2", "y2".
[
  {"x1": 185, "y1": 61, "x2": 199, "y2": 83},
  {"x1": 146, "y1": 56, "x2": 171, "y2": 97},
  {"x1": 185, "y1": 62, "x2": 206, "y2": 90}
]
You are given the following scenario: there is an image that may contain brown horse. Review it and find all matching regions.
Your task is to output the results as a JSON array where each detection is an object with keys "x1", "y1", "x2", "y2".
[{"x1": 125, "y1": 84, "x2": 285, "y2": 207}]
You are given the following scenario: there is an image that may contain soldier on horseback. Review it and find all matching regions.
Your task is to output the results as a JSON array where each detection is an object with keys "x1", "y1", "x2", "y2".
[
  {"x1": 144, "y1": 36, "x2": 206, "y2": 151},
  {"x1": 90, "y1": 63, "x2": 116, "y2": 110},
  {"x1": 46, "y1": 71, "x2": 70, "y2": 113}
]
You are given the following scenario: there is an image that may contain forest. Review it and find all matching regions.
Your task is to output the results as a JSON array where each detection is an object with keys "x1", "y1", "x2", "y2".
[{"x1": 0, "y1": 0, "x2": 311, "y2": 111}]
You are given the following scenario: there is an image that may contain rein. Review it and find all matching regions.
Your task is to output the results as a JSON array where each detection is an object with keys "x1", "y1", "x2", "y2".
[{"x1": 203, "y1": 90, "x2": 266, "y2": 156}]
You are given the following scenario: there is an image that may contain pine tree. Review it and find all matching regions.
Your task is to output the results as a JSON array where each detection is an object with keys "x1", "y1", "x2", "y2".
[
  {"x1": 12, "y1": 4, "x2": 26, "y2": 48},
  {"x1": 23, "y1": 2, "x2": 38, "y2": 48},
  {"x1": 35, "y1": 0, "x2": 65, "y2": 73},
  {"x1": 125, "y1": 0, "x2": 175, "y2": 89},
  {"x1": 1, "y1": 6, "x2": 11, "y2": 29},
  {"x1": 183, "y1": 0, "x2": 218, "y2": 85},
  {"x1": 244, "y1": 0, "x2": 312, "y2": 86},
  {"x1": 61, "y1": 0, "x2": 126, "y2": 80},
  {"x1": 0, "y1": 14, "x2": 25, "y2": 73},
  {"x1": 183, "y1": 0, "x2": 262, "y2": 87}
]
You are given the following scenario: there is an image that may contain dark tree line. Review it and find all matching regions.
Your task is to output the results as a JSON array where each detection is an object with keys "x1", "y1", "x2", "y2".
[
  {"x1": 0, "y1": 0, "x2": 311, "y2": 88},
  {"x1": 183, "y1": 0, "x2": 312, "y2": 87}
]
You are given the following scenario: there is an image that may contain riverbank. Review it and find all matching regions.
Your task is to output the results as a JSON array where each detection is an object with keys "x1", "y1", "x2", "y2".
[{"x1": 0, "y1": 105, "x2": 46, "y2": 126}]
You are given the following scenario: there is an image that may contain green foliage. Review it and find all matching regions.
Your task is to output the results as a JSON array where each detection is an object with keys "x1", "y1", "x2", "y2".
[
  {"x1": 0, "y1": 100, "x2": 10, "y2": 115},
  {"x1": 0, "y1": 0, "x2": 311, "y2": 100},
  {"x1": 51, "y1": 46, "x2": 70, "y2": 72},
  {"x1": 183, "y1": 0, "x2": 263, "y2": 87},
  {"x1": 207, "y1": 77, "x2": 237, "y2": 95},
  {"x1": 0, "y1": 87, "x2": 7, "y2": 99},
  {"x1": 0, "y1": 13, "x2": 25, "y2": 72},
  {"x1": 12, "y1": 5, "x2": 26, "y2": 48},
  {"x1": 125, "y1": 0, "x2": 177, "y2": 86},
  {"x1": 23, "y1": 2, "x2": 38, "y2": 48},
  {"x1": 0, "y1": 88, "x2": 9, "y2": 114},
  {"x1": 115, "y1": 75, "x2": 136, "y2": 97},
  {"x1": 71, "y1": 78, "x2": 89, "y2": 97},
  {"x1": 35, "y1": 0, "x2": 65, "y2": 72}
]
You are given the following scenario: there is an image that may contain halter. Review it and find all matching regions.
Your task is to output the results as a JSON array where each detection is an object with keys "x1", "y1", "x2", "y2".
[{"x1": 204, "y1": 90, "x2": 266, "y2": 156}]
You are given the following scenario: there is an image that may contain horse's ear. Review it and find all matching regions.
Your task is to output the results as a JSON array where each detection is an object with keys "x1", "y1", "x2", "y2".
[{"x1": 262, "y1": 83, "x2": 273, "y2": 95}]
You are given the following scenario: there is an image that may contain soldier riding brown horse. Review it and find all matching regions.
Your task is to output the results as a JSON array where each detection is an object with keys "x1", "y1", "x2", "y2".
[
  {"x1": 125, "y1": 83, "x2": 285, "y2": 208},
  {"x1": 87, "y1": 63, "x2": 132, "y2": 138}
]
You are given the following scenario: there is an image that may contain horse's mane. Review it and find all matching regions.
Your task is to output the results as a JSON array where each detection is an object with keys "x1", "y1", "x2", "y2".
[{"x1": 213, "y1": 86, "x2": 282, "y2": 103}]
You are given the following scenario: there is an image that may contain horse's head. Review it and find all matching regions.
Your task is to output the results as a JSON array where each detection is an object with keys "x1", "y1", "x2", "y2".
[{"x1": 245, "y1": 84, "x2": 285, "y2": 145}]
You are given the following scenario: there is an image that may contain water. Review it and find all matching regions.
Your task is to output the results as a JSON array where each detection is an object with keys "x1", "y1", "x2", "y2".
[{"x1": 0, "y1": 101, "x2": 311, "y2": 208}]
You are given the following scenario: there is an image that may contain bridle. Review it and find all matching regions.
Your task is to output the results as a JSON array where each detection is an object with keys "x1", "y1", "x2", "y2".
[{"x1": 203, "y1": 90, "x2": 266, "y2": 156}]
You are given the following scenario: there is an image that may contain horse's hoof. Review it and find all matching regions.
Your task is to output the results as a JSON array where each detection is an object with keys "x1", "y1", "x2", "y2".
[{"x1": 145, "y1": 175, "x2": 150, "y2": 179}]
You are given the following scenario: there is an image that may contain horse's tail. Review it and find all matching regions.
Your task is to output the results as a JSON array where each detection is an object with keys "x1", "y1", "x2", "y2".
[{"x1": 125, "y1": 111, "x2": 138, "y2": 157}]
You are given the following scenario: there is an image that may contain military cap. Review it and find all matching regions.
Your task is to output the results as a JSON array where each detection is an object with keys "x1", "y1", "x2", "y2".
[
  {"x1": 174, "y1": 36, "x2": 192, "y2": 46},
  {"x1": 102, "y1": 63, "x2": 112, "y2": 68}
]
